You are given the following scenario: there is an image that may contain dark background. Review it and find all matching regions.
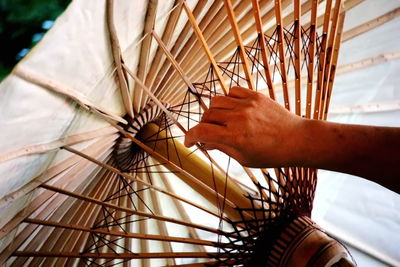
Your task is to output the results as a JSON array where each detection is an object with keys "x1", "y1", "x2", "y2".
[{"x1": 0, "y1": 0, "x2": 70, "y2": 80}]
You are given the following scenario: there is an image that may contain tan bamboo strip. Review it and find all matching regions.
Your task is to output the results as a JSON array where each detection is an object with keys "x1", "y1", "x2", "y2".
[
  {"x1": 137, "y1": 182, "x2": 150, "y2": 267},
  {"x1": 329, "y1": 100, "x2": 400, "y2": 115},
  {"x1": 323, "y1": 12, "x2": 346, "y2": 120},
  {"x1": 319, "y1": 0, "x2": 342, "y2": 120},
  {"x1": 156, "y1": 1, "x2": 228, "y2": 101},
  {"x1": 181, "y1": 0, "x2": 229, "y2": 95},
  {"x1": 55, "y1": 170, "x2": 118, "y2": 267},
  {"x1": 0, "y1": 136, "x2": 115, "y2": 241},
  {"x1": 25, "y1": 167, "x2": 115, "y2": 267},
  {"x1": 144, "y1": 176, "x2": 176, "y2": 266},
  {"x1": 39, "y1": 183, "x2": 232, "y2": 236},
  {"x1": 156, "y1": 165, "x2": 207, "y2": 253},
  {"x1": 165, "y1": 0, "x2": 296, "y2": 105},
  {"x1": 250, "y1": 0, "x2": 276, "y2": 98},
  {"x1": 294, "y1": 0, "x2": 302, "y2": 116},
  {"x1": 14, "y1": 67, "x2": 127, "y2": 124},
  {"x1": 313, "y1": 0, "x2": 333, "y2": 119},
  {"x1": 23, "y1": 218, "x2": 219, "y2": 247},
  {"x1": 145, "y1": 0, "x2": 183, "y2": 90},
  {"x1": 0, "y1": 126, "x2": 116, "y2": 164},
  {"x1": 336, "y1": 50, "x2": 400, "y2": 75},
  {"x1": 163, "y1": 0, "x2": 289, "y2": 102},
  {"x1": 12, "y1": 251, "x2": 217, "y2": 259},
  {"x1": 0, "y1": 133, "x2": 117, "y2": 212},
  {"x1": 62, "y1": 145, "x2": 228, "y2": 221},
  {"x1": 134, "y1": 0, "x2": 158, "y2": 114},
  {"x1": 106, "y1": 0, "x2": 134, "y2": 116},
  {"x1": 342, "y1": 7, "x2": 400, "y2": 42},
  {"x1": 305, "y1": 0, "x2": 319, "y2": 118},
  {"x1": 223, "y1": 0, "x2": 256, "y2": 91},
  {"x1": 151, "y1": 31, "x2": 208, "y2": 111},
  {"x1": 150, "y1": 0, "x2": 216, "y2": 96},
  {"x1": 0, "y1": 152, "x2": 112, "y2": 265},
  {"x1": 272, "y1": 1, "x2": 290, "y2": 110}
]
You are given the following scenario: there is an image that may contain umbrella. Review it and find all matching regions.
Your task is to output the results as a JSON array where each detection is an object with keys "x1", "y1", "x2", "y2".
[{"x1": 1, "y1": 0, "x2": 398, "y2": 266}]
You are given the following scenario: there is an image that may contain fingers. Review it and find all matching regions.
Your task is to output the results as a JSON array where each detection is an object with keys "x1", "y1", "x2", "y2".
[
  {"x1": 184, "y1": 123, "x2": 228, "y2": 148},
  {"x1": 209, "y1": 95, "x2": 241, "y2": 110},
  {"x1": 228, "y1": 86, "x2": 254, "y2": 98},
  {"x1": 201, "y1": 108, "x2": 233, "y2": 125}
]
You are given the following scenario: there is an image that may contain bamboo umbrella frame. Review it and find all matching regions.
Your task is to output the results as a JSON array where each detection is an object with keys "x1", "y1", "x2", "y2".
[{"x1": 0, "y1": 0, "x2": 377, "y2": 266}]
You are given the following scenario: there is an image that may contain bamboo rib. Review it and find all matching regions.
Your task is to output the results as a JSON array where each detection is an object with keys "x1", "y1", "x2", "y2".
[
  {"x1": 165, "y1": 0, "x2": 294, "y2": 105},
  {"x1": 144, "y1": 173, "x2": 176, "y2": 266},
  {"x1": 151, "y1": 31, "x2": 208, "y2": 111},
  {"x1": 0, "y1": 126, "x2": 116, "y2": 164},
  {"x1": 26, "y1": 166, "x2": 116, "y2": 267},
  {"x1": 305, "y1": 0, "x2": 319, "y2": 119},
  {"x1": 12, "y1": 251, "x2": 218, "y2": 259},
  {"x1": 135, "y1": 0, "x2": 158, "y2": 114},
  {"x1": 14, "y1": 67, "x2": 127, "y2": 124},
  {"x1": 181, "y1": 0, "x2": 229, "y2": 95},
  {"x1": 57, "y1": 170, "x2": 118, "y2": 266},
  {"x1": 274, "y1": 0, "x2": 290, "y2": 110},
  {"x1": 223, "y1": 0, "x2": 256, "y2": 91},
  {"x1": 250, "y1": 0, "x2": 276, "y2": 98},
  {"x1": 62, "y1": 145, "x2": 229, "y2": 221},
  {"x1": 0, "y1": 136, "x2": 116, "y2": 242},
  {"x1": 323, "y1": 11, "x2": 346, "y2": 120},
  {"x1": 23, "y1": 218, "x2": 219, "y2": 247},
  {"x1": 313, "y1": 0, "x2": 333, "y2": 119},
  {"x1": 145, "y1": 0, "x2": 183, "y2": 90},
  {"x1": 137, "y1": 181, "x2": 150, "y2": 267},
  {"x1": 0, "y1": 149, "x2": 113, "y2": 265},
  {"x1": 319, "y1": 0, "x2": 342, "y2": 120},
  {"x1": 39, "y1": 183, "x2": 233, "y2": 236},
  {"x1": 155, "y1": 164, "x2": 207, "y2": 253},
  {"x1": 150, "y1": 0, "x2": 217, "y2": 98},
  {"x1": 294, "y1": 0, "x2": 302, "y2": 116},
  {"x1": 106, "y1": 0, "x2": 134, "y2": 116},
  {"x1": 161, "y1": 0, "x2": 282, "y2": 102}
]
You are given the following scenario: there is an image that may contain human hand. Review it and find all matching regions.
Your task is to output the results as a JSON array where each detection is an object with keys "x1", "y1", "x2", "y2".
[{"x1": 184, "y1": 87, "x2": 305, "y2": 168}]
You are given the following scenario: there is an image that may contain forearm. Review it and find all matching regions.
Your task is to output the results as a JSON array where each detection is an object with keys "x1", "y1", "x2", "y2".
[{"x1": 291, "y1": 119, "x2": 400, "y2": 193}]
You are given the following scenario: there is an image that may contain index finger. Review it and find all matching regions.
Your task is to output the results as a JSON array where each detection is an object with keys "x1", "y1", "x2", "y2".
[{"x1": 184, "y1": 122, "x2": 229, "y2": 148}]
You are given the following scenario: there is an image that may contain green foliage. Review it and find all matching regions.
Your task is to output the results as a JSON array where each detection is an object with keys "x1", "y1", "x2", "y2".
[{"x1": 0, "y1": 0, "x2": 70, "y2": 80}]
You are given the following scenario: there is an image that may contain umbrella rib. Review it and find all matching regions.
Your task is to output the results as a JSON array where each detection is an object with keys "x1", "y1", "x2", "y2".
[
  {"x1": 13, "y1": 67, "x2": 127, "y2": 124},
  {"x1": 106, "y1": 0, "x2": 134, "y2": 117},
  {"x1": 62, "y1": 145, "x2": 229, "y2": 222},
  {"x1": 39, "y1": 183, "x2": 234, "y2": 236},
  {"x1": 23, "y1": 218, "x2": 221, "y2": 247},
  {"x1": 181, "y1": 0, "x2": 229, "y2": 95}
]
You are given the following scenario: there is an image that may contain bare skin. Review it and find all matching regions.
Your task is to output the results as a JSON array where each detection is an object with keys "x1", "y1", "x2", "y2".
[{"x1": 184, "y1": 87, "x2": 400, "y2": 194}]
